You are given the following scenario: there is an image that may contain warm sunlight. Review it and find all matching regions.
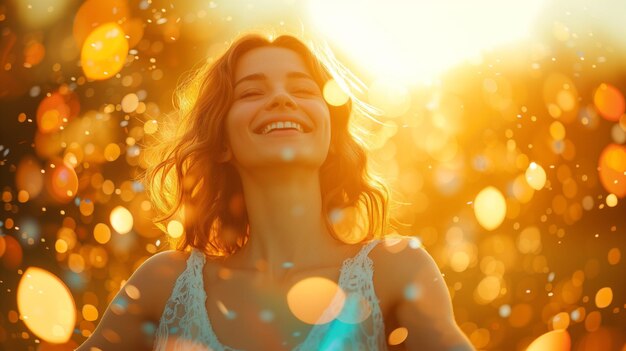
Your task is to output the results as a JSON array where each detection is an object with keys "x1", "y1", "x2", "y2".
[{"x1": 308, "y1": 0, "x2": 546, "y2": 85}]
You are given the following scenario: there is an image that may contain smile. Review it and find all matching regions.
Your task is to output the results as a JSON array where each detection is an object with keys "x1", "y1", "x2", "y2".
[{"x1": 259, "y1": 121, "x2": 307, "y2": 135}]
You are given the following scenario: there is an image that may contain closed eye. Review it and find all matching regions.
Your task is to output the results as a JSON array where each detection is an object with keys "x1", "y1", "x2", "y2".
[
  {"x1": 292, "y1": 87, "x2": 321, "y2": 96},
  {"x1": 239, "y1": 90, "x2": 264, "y2": 98}
]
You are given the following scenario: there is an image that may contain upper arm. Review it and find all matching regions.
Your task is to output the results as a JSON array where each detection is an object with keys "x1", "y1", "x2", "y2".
[
  {"x1": 75, "y1": 250, "x2": 189, "y2": 351},
  {"x1": 390, "y1": 241, "x2": 475, "y2": 351}
]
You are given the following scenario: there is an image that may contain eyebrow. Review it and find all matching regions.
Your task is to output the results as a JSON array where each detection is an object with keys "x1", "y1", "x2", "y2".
[{"x1": 234, "y1": 71, "x2": 316, "y2": 88}]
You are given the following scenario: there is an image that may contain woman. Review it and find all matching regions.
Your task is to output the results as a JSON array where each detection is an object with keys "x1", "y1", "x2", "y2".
[{"x1": 76, "y1": 33, "x2": 475, "y2": 351}]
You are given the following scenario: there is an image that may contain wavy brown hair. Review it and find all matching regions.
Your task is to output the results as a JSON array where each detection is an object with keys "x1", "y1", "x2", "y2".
[{"x1": 144, "y1": 33, "x2": 388, "y2": 257}]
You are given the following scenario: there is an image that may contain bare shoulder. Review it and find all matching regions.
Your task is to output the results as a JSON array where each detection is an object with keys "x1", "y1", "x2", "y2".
[
  {"x1": 75, "y1": 249, "x2": 191, "y2": 351},
  {"x1": 370, "y1": 235, "x2": 432, "y2": 288},
  {"x1": 373, "y1": 235, "x2": 474, "y2": 350},
  {"x1": 132, "y1": 249, "x2": 191, "y2": 320}
]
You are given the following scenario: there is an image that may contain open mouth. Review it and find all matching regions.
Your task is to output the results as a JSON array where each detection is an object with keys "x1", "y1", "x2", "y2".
[{"x1": 254, "y1": 120, "x2": 312, "y2": 135}]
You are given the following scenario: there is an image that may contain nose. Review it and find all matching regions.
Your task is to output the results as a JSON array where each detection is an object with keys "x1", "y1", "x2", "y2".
[{"x1": 266, "y1": 90, "x2": 297, "y2": 110}]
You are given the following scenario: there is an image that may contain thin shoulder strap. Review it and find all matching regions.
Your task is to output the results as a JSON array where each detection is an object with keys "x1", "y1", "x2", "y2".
[
  {"x1": 155, "y1": 248, "x2": 211, "y2": 349},
  {"x1": 340, "y1": 238, "x2": 382, "y2": 287},
  {"x1": 353, "y1": 238, "x2": 382, "y2": 263},
  {"x1": 188, "y1": 248, "x2": 206, "y2": 282}
]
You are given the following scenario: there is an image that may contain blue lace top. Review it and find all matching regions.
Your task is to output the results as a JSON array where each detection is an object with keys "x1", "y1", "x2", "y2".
[{"x1": 153, "y1": 239, "x2": 387, "y2": 350}]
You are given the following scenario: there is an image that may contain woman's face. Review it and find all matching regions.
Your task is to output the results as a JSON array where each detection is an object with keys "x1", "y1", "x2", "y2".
[{"x1": 224, "y1": 46, "x2": 331, "y2": 173}]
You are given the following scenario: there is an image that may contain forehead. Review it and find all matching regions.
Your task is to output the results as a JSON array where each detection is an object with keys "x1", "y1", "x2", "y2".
[{"x1": 233, "y1": 47, "x2": 311, "y2": 80}]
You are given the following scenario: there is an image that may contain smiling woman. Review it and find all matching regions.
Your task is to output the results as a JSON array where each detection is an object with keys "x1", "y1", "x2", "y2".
[{"x1": 75, "y1": 32, "x2": 475, "y2": 351}]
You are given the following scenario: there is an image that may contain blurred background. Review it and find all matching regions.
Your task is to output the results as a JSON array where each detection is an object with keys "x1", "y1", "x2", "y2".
[{"x1": 1, "y1": 0, "x2": 625, "y2": 350}]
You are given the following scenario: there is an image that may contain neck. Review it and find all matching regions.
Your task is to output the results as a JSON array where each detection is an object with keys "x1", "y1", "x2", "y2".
[{"x1": 227, "y1": 166, "x2": 347, "y2": 281}]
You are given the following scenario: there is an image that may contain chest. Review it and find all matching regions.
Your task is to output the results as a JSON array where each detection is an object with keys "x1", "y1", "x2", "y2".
[{"x1": 199, "y1": 256, "x2": 395, "y2": 350}]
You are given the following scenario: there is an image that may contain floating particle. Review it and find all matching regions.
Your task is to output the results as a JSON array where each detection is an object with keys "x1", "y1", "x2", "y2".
[
  {"x1": 473, "y1": 186, "x2": 506, "y2": 231},
  {"x1": 132, "y1": 181, "x2": 144, "y2": 192},
  {"x1": 36, "y1": 89, "x2": 80, "y2": 134},
  {"x1": 19, "y1": 217, "x2": 41, "y2": 245},
  {"x1": 124, "y1": 284, "x2": 141, "y2": 300},
  {"x1": 516, "y1": 226, "x2": 542, "y2": 254},
  {"x1": 509, "y1": 304, "x2": 533, "y2": 328},
  {"x1": 142, "y1": 322, "x2": 156, "y2": 337},
  {"x1": 16, "y1": 156, "x2": 44, "y2": 199},
  {"x1": 24, "y1": 40, "x2": 45, "y2": 67},
  {"x1": 543, "y1": 73, "x2": 578, "y2": 123},
  {"x1": 122, "y1": 18, "x2": 145, "y2": 48},
  {"x1": 29, "y1": 86, "x2": 41, "y2": 97},
  {"x1": 79, "y1": 198, "x2": 95, "y2": 216},
  {"x1": 166, "y1": 220, "x2": 183, "y2": 238},
  {"x1": 127, "y1": 145, "x2": 140, "y2": 157},
  {"x1": 605, "y1": 194, "x2": 618, "y2": 207},
  {"x1": 82, "y1": 304, "x2": 98, "y2": 322},
  {"x1": 111, "y1": 296, "x2": 128, "y2": 315},
  {"x1": 570, "y1": 308, "x2": 582, "y2": 322},
  {"x1": 552, "y1": 312, "x2": 570, "y2": 330},
  {"x1": 593, "y1": 83, "x2": 625, "y2": 122},
  {"x1": 595, "y1": 287, "x2": 613, "y2": 308},
  {"x1": 611, "y1": 124, "x2": 626, "y2": 144},
  {"x1": 109, "y1": 206, "x2": 133, "y2": 234},
  {"x1": 475, "y1": 275, "x2": 501, "y2": 304},
  {"x1": 104, "y1": 143, "x2": 121, "y2": 162},
  {"x1": 549, "y1": 121, "x2": 566, "y2": 140},
  {"x1": 281, "y1": 147, "x2": 295, "y2": 161},
  {"x1": 73, "y1": 0, "x2": 130, "y2": 46},
  {"x1": 525, "y1": 162, "x2": 546, "y2": 190},
  {"x1": 323, "y1": 79, "x2": 350, "y2": 106},
  {"x1": 93, "y1": 223, "x2": 111, "y2": 244},
  {"x1": 403, "y1": 283, "x2": 422, "y2": 301},
  {"x1": 144, "y1": 119, "x2": 158, "y2": 134},
  {"x1": 526, "y1": 330, "x2": 570, "y2": 351},
  {"x1": 499, "y1": 304, "x2": 511, "y2": 318},
  {"x1": 137, "y1": 90, "x2": 148, "y2": 100},
  {"x1": 585, "y1": 311, "x2": 601, "y2": 332},
  {"x1": 0, "y1": 236, "x2": 5, "y2": 257},
  {"x1": 598, "y1": 144, "x2": 626, "y2": 197},
  {"x1": 408, "y1": 237, "x2": 421, "y2": 249},
  {"x1": 80, "y1": 23, "x2": 129, "y2": 80},
  {"x1": 45, "y1": 161, "x2": 79, "y2": 203},
  {"x1": 121, "y1": 93, "x2": 139, "y2": 113},
  {"x1": 608, "y1": 248, "x2": 621, "y2": 265},
  {"x1": 512, "y1": 174, "x2": 534, "y2": 203},
  {"x1": 215, "y1": 300, "x2": 237, "y2": 320},
  {"x1": 17, "y1": 267, "x2": 77, "y2": 343},
  {"x1": 259, "y1": 309, "x2": 274, "y2": 323},
  {"x1": 287, "y1": 277, "x2": 345, "y2": 325},
  {"x1": 582, "y1": 196, "x2": 594, "y2": 211},
  {"x1": 388, "y1": 327, "x2": 408, "y2": 346},
  {"x1": 2, "y1": 235, "x2": 23, "y2": 270}
]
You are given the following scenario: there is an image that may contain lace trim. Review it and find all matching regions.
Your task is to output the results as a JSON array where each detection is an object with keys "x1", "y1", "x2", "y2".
[
  {"x1": 154, "y1": 239, "x2": 386, "y2": 351},
  {"x1": 294, "y1": 239, "x2": 387, "y2": 351},
  {"x1": 154, "y1": 250, "x2": 214, "y2": 351}
]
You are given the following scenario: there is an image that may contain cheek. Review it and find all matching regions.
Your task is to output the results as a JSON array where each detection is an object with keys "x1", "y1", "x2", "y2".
[
  {"x1": 225, "y1": 104, "x2": 252, "y2": 134},
  {"x1": 224, "y1": 113, "x2": 244, "y2": 154}
]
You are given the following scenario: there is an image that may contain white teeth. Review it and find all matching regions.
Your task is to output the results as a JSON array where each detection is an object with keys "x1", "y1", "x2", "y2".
[{"x1": 261, "y1": 121, "x2": 305, "y2": 134}]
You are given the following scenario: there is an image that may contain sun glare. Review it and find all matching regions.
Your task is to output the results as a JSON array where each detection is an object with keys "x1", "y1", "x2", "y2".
[{"x1": 308, "y1": 0, "x2": 546, "y2": 85}]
